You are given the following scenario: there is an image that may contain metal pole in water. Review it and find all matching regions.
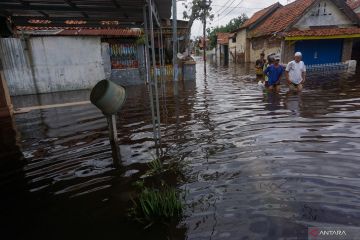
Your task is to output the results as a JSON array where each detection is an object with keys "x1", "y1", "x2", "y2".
[
  {"x1": 143, "y1": 5, "x2": 159, "y2": 155},
  {"x1": 149, "y1": 0, "x2": 162, "y2": 155},
  {"x1": 203, "y1": 0, "x2": 207, "y2": 75},
  {"x1": 107, "y1": 114, "x2": 121, "y2": 166},
  {"x1": 160, "y1": 27, "x2": 166, "y2": 97},
  {"x1": 172, "y1": 0, "x2": 178, "y2": 82}
]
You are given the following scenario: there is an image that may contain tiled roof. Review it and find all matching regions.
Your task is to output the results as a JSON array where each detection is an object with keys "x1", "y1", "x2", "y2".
[
  {"x1": 251, "y1": 0, "x2": 315, "y2": 37},
  {"x1": 347, "y1": 0, "x2": 360, "y2": 9},
  {"x1": 217, "y1": 32, "x2": 230, "y2": 45},
  {"x1": 240, "y1": 2, "x2": 282, "y2": 29},
  {"x1": 285, "y1": 27, "x2": 360, "y2": 37}
]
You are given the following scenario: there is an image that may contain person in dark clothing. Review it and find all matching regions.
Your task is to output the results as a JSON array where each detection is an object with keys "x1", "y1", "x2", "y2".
[{"x1": 255, "y1": 53, "x2": 266, "y2": 78}]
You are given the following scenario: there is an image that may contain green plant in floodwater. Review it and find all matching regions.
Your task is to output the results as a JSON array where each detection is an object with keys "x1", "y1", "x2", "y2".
[
  {"x1": 131, "y1": 186, "x2": 183, "y2": 226},
  {"x1": 147, "y1": 157, "x2": 164, "y2": 175}
]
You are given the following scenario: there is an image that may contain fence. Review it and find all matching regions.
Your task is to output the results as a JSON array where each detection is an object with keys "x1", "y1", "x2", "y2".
[
  {"x1": 150, "y1": 65, "x2": 182, "y2": 79},
  {"x1": 306, "y1": 62, "x2": 349, "y2": 73}
]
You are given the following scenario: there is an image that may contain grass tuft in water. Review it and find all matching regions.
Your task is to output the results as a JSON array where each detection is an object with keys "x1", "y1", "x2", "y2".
[
  {"x1": 147, "y1": 157, "x2": 164, "y2": 175},
  {"x1": 130, "y1": 186, "x2": 183, "y2": 226}
]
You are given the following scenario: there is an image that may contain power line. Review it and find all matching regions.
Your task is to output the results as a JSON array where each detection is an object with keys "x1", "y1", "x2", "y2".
[
  {"x1": 217, "y1": 0, "x2": 237, "y2": 16},
  {"x1": 221, "y1": 0, "x2": 245, "y2": 19},
  {"x1": 212, "y1": 4, "x2": 262, "y2": 10},
  {"x1": 214, "y1": 0, "x2": 236, "y2": 14}
]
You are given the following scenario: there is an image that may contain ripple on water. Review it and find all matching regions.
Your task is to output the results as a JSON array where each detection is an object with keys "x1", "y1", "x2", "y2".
[{"x1": 1, "y1": 64, "x2": 360, "y2": 239}]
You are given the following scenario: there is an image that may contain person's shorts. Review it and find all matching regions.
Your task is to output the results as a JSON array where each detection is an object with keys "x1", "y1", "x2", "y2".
[{"x1": 265, "y1": 82, "x2": 280, "y2": 88}]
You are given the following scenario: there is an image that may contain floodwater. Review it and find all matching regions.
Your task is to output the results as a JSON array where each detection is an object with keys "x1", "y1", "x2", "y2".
[{"x1": 1, "y1": 63, "x2": 360, "y2": 240}]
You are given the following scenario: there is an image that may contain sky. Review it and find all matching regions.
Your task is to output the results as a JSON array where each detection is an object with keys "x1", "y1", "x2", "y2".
[{"x1": 176, "y1": 0, "x2": 295, "y2": 38}]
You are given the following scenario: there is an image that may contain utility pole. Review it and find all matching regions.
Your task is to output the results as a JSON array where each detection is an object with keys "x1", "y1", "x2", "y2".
[
  {"x1": 202, "y1": 0, "x2": 207, "y2": 74},
  {"x1": 172, "y1": 0, "x2": 178, "y2": 82}
]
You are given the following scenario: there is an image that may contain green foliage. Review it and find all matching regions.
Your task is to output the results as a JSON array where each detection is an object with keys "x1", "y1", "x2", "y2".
[
  {"x1": 180, "y1": 0, "x2": 214, "y2": 52},
  {"x1": 147, "y1": 157, "x2": 164, "y2": 175},
  {"x1": 207, "y1": 14, "x2": 249, "y2": 49},
  {"x1": 131, "y1": 186, "x2": 183, "y2": 226},
  {"x1": 135, "y1": 36, "x2": 145, "y2": 45},
  {"x1": 182, "y1": 0, "x2": 214, "y2": 23}
]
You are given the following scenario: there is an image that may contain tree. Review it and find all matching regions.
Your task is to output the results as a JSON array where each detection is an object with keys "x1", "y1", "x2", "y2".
[
  {"x1": 181, "y1": 0, "x2": 214, "y2": 53},
  {"x1": 207, "y1": 14, "x2": 248, "y2": 49}
]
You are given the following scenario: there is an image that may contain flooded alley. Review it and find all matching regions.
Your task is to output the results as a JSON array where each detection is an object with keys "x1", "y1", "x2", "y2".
[{"x1": 1, "y1": 63, "x2": 360, "y2": 239}]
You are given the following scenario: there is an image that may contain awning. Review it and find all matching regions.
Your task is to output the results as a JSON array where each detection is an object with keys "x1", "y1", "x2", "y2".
[{"x1": 0, "y1": 0, "x2": 171, "y2": 28}]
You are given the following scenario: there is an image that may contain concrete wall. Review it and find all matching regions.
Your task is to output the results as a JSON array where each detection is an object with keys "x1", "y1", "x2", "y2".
[
  {"x1": 342, "y1": 38, "x2": 353, "y2": 62},
  {"x1": 282, "y1": 40, "x2": 296, "y2": 64},
  {"x1": 110, "y1": 68, "x2": 143, "y2": 86},
  {"x1": 30, "y1": 37, "x2": 105, "y2": 94},
  {"x1": 101, "y1": 42, "x2": 111, "y2": 79},
  {"x1": 229, "y1": 37, "x2": 236, "y2": 63},
  {"x1": 294, "y1": 0, "x2": 353, "y2": 29},
  {"x1": 0, "y1": 36, "x2": 106, "y2": 96},
  {"x1": 250, "y1": 37, "x2": 282, "y2": 62},
  {"x1": 234, "y1": 29, "x2": 247, "y2": 53},
  {"x1": 229, "y1": 29, "x2": 250, "y2": 62}
]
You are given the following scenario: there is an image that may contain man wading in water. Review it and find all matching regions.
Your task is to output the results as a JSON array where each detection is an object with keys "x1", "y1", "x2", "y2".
[
  {"x1": 255, "y1": 53, "x2": 266, "y2": 80},
  {"x1": 286, "y1": 52, "x2": 306, "y2": 92},
  {"x1": 264, "y1": 55, "x2": 283, "y2": 92}
]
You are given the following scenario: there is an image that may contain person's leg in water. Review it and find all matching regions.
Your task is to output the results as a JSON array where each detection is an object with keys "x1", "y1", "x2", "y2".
[{"x1": 275, "y1": 84, "x2": 281, "y2": 92}]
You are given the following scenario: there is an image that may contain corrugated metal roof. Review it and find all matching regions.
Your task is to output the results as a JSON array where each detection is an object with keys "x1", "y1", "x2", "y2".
[
  {"x1": 0, "y1": 0, "x2": 171, "y2": 28},
  {"x1": 58, "y1": 28, "x2": 142, "y2": 36},
  {"x1": 16, "y1": 27, "x2": 142, "y2": 37}
]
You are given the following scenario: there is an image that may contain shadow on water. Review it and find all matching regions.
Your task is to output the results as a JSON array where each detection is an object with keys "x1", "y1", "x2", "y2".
[{"x1": 1, "y1": 63, "x2": 360, "y2": 239}]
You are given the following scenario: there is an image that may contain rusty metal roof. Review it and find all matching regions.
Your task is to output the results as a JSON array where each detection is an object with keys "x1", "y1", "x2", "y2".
[
  {"x1": 0, "y1": 0, "x2": 171, "y2": 28},
  {"x1": 16, "y1": 27, "x2": 143, "y2": 37}
]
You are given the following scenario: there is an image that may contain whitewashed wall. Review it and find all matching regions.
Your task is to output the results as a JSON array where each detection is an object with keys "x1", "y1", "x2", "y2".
[
  {"x1": 294, "y1": 0, "x2": 353, "y2": 29},
  {"x1": 0, "y1": 36, "x2": 106, "y2": 96}
]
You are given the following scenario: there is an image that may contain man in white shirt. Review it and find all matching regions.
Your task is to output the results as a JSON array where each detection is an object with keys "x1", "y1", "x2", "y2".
[{"x1": 285, "y1": 52, "x2": 306, "y2": 92}]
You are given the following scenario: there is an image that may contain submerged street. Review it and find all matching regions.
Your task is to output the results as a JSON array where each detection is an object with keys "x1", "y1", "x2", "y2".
[{"x1": 1, "y1": 63, "x2": 360, "y2": 239}]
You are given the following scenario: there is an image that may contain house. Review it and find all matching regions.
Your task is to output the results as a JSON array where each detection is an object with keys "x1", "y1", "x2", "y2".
[
  {"x1": 216, "y1": 32, "x2": 230, "y2": 64},
  {"x1": 231, "y1": 2, "x2": 282, "y2": 63},
  {"x1": 248, "y1": 0, "x2": 360, "y2": 65},
  {"x1": 347, "y1": 0, "x2": 360, "y2": 61},
  {"x1": 232, "y1": 0, "x2": 360, "y2": 65},
  {"x1": 0, "y1": 27, "x2": 145, "y2": 96},
  {"x1": 347, "y1": 0, "x2": 360, "y2": 15}
]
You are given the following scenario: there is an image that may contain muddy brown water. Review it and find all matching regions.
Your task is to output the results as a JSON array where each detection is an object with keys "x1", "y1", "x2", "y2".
[{"x1": 1, "y1": 63, "x2": 360, "y2": 240}]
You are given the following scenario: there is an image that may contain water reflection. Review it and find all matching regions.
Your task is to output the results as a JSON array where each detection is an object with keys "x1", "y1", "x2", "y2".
[{"x1": 0, "y1": 63, "x2": 360, "y2": 239}]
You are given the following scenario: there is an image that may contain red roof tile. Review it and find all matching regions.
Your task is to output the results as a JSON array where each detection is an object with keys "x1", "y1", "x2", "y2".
[
  {"x1": 251, "y1": 0, "x2": 315, "y2": 37},
  {"x1": 217, "y1": 32, "x2": 230, "y2": 45},
  {"x1": 240, "y1": 2, "x2": 282, "y2": 29},
  {"x1": 347, "y1": 0, "x2": 360, "y2": 10},
  {"x1": 285, "y1": 27, "x2": 360, "y2": 37}
]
